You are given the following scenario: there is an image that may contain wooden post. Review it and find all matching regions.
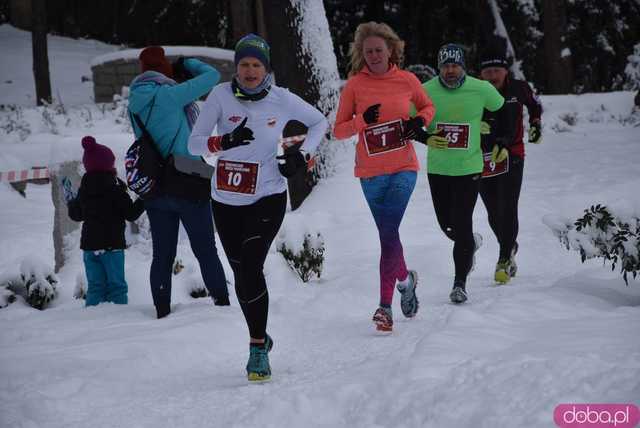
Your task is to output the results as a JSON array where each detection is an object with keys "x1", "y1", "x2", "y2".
[{"x1": 50, "y1": 161, "x2": 82, "y2": 272}]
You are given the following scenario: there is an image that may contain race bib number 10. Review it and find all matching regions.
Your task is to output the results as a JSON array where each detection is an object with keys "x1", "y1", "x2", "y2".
[
  {"x1": 436, "y1": 123, "x2": 470, "y2": 149},
  {"x1": 216, "y1": 160, "x2": 259, "y2": 195},
  {"x1": 363, "y1": 119, "x2": 406, "y2": 156}
]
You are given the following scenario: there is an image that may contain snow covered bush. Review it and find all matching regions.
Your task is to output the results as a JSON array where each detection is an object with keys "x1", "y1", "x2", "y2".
[
  {"x1": 73, "y1": 272, "x2": 86, "y2": 300},
  {"x1": 624, "y1": 42, "x2": 640, "y2": 91},
  {"x1": 0, "y1": 257, "x2": 59, "y2": 309},
  {"x1": 544, "y1": 205, "x2": 639, "y2": 285},
  {"x1": 406, "y1": 64, "x2": 437, "y2": 83},
  {"x1": 173, "y1": 259, "x2": 184, "y2": 275},
  {"x1": 0, "y1": 96, "x2": 131, "y2": 144},
  {"x1": 174, "y1": 260, "x2": 209, "y2": 298},
  {"x1": 0, "y1": 286, "x2": 16, "y2": 308},
  {"x1": 277, "y1": 232, "x2": 325, "y2": 283},
  {"x1": 0, "y1": 104, "x2": 31, "y2": 140},
  {"x1": 187, "y1": 281, "x2": 208, "y2": 299}
]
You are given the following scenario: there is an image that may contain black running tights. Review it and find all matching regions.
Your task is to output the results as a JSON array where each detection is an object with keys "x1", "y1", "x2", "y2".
[
  {"x1": 212, "y1": 192, "x2": 286, "y2": 340},
  {"x1": 479, "y1": 156, "x2": 524, "y2": 261},
  {"x1": 427, "y1": 173, "x2": 480, "y2": 283}
]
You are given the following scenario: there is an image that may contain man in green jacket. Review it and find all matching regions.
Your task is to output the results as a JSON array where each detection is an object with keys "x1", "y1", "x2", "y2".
[{"x1": 420, "y1": 43, "x2": 505, "y2": 304}]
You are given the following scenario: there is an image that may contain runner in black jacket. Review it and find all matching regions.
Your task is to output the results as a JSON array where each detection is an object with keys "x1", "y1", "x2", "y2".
[{"x1": 477, "y1": 50, "x2": 543, "y2": 284}]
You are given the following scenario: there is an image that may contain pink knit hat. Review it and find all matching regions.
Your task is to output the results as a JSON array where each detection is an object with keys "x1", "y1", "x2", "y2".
[{"x1": 81, "y1": 136, "x2": 115, "y2": 173}]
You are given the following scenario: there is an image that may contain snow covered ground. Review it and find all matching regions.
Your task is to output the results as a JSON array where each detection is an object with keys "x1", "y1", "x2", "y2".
[{"x1": 1, "y1": 26, "x2": 640, "y2": 428}]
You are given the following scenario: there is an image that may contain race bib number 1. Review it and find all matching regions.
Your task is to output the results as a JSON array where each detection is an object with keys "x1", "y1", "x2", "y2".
[
  {"x1": 363, "y1": 119, "x2": 405, "y2": 156},
  {"x1": 216, "y1": 160, "x2": 259, "y2": 195},
  {"x1": 436, "y1": 123, "x2": 470, "y2": 149},
  {"x1": 482, "y1": 151, "x2": 509, "y2": 178}
]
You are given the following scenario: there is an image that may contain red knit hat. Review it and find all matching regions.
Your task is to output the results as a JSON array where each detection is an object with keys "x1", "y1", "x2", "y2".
[
  {"x1": 139, "y1": 46, "x2": 173, "y2": 78},
  {"x1": 81, "y1": 136, "x2": 116, "y2": 173}
]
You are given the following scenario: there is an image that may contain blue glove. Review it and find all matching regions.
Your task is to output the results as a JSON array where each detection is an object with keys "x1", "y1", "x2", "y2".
[{"x1": 61, "y1": 177, "x2": 76, "y2": 203}]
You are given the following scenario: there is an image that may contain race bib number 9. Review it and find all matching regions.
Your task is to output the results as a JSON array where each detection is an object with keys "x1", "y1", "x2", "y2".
[
  {"x1": 436, "y1": 123, "x2": 470, "y2": 149},
  {"x1": 363, "y1": 119, "x2": 405, "y2": 156},
  {"x1": 482, "y1": 151, "x2": 509, "y2": 178},
  {"x1": 216, "y1": 160, "x2": 259, "y2": 195}
]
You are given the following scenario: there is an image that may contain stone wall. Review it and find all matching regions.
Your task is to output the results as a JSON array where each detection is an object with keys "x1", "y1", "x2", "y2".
[{"x1": 91, "y1": 54, "x2": 235, "y2": 103}]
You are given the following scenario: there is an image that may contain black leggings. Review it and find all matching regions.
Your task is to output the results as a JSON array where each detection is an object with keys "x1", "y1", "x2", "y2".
[
  {"x1": 427, "y1": 173, "x2": 480, "y2": 283},
  {"x1": 212, "y1": 192, "x2": 286, "y2": 340},
  {"x1": 479, "y1": 156, "x2": 524, "y2": 261}
]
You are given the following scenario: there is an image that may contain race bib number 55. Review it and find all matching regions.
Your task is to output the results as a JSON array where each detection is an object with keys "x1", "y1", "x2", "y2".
[
  {"x1": 363, "y1": 119, "x2": 405, "y2": 156},
  {"x1": 436, "y1": 123, "x2": 470, "y2": 149},
  {"x1": 216, "y1": 160, "x2": 259, "y2": 195}
]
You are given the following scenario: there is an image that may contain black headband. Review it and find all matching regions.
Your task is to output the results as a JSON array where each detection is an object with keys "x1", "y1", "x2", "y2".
[{"x1": 480, "y1": 58, "x2": 509, "y2": 70}]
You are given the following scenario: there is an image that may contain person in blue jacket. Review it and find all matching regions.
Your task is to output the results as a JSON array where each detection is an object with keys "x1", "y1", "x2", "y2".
[{"x1": 128, "y1": 46, "x2": 229, "y2": 319}]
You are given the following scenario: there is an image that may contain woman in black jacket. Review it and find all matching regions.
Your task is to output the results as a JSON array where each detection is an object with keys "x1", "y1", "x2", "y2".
[{"x1": 68, "y1": 136, "x2": 144, "y2": 306}]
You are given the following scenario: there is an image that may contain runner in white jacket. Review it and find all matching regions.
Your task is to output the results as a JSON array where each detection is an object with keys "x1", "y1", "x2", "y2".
[{"x1": 188, "y1": 34, "x2": 328, "y2": 382}]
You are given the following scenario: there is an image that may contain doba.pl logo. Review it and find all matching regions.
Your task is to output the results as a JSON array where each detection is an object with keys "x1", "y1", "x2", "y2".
[{"x1": 554, "y1": 404, "x2": 640, "y2": 428}]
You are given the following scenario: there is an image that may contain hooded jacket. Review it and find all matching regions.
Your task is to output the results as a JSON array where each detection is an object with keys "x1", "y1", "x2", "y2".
[
  {"x1": 128, "y1": 59, "x2": 220, "y2": 161},
  {"x1": 334, "y1": 65, "x2": 435, "y2": 178}
]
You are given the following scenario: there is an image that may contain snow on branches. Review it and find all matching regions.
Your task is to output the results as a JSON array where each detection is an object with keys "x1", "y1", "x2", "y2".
[
  {"x1": 276, "y1": 215, "x2": 325, "y2": 283},
  {"x1": 544, "y1": 204, "x2": 639, "y2": 285},
  {"x1": 0, "y1": 256, "x2": 60, "y2": 309}
]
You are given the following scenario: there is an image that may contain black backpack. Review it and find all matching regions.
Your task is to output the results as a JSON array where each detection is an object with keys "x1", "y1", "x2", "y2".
[{"x1": 125, "y1": 97, "x2": 169, "y2": 199}]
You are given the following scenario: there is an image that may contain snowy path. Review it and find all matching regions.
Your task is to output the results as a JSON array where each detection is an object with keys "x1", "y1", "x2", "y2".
[
  {"x1": 2, "y1": 109, "x2": 640, "y2": 427},
  {"x1": 1, "y1": 27, "x2": 639, "y2": 426}
]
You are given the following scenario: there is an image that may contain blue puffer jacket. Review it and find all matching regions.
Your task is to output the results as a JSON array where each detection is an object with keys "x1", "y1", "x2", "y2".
[{"x1": 128, "y1": 59, "x2": 220, "y2": 160}]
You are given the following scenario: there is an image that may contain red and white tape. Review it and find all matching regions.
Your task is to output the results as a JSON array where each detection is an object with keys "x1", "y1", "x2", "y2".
[
  {"x1": 0, "y1": 167, "x2": 50, "y2": 183},
  {"x1": 280, "y1": 134, "x2": 307, "y2": 149}
]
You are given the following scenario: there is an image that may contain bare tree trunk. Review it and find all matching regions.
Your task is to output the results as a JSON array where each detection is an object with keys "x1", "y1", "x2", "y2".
[
  {"x1": 229, "y1": 0, "x2": 256, "y2": 43},
  {"x1": 487, "y1": 0, "x2": 525, "y2": 80},
  {"x1": 263, "y1": 0, "x2": 340, "y2": 210},
  {"x1": 541, "y1": 0, "x2": 573, "y2": 93},
  {"x1": 10, "y1": 0, "x2": 32, "y2": 31},
  {"x1": 263, "y1": 1, "x2": 339, "y2": 115},
  {"x1": 31, "y1": 0, "x2": 52, "y2": 105},
  {"x1": 255, "y1": 0, "x2": 268, "y2": 39},
  {"x1": 364, "y1": 1, "x2": 385, "y2": 22}
]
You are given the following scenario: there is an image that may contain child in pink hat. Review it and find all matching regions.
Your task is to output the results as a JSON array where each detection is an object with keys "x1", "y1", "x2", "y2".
[{"x1": 66, "y1": 136, "x2": 145, "y2": 306}]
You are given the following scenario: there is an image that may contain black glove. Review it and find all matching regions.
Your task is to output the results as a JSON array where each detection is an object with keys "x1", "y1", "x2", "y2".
[
  {"x1": 402, "y1": 116, "x2": 425, "y2": 141},
  {"x1": 221, "y1": 117, "x2": 254, "y2": 150},
  {"x1": 528, "y1": 122, "x2": 542, "y2": 144},
  {"x1": 276, "y1": 150, "x2": 307, "y2": 178},
  {"x1": 172, "y1": 57, "x2": 193, "y2": 82},
  {"x1": 363, "y1": 103, "x2": 381, "y2": 125}
]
